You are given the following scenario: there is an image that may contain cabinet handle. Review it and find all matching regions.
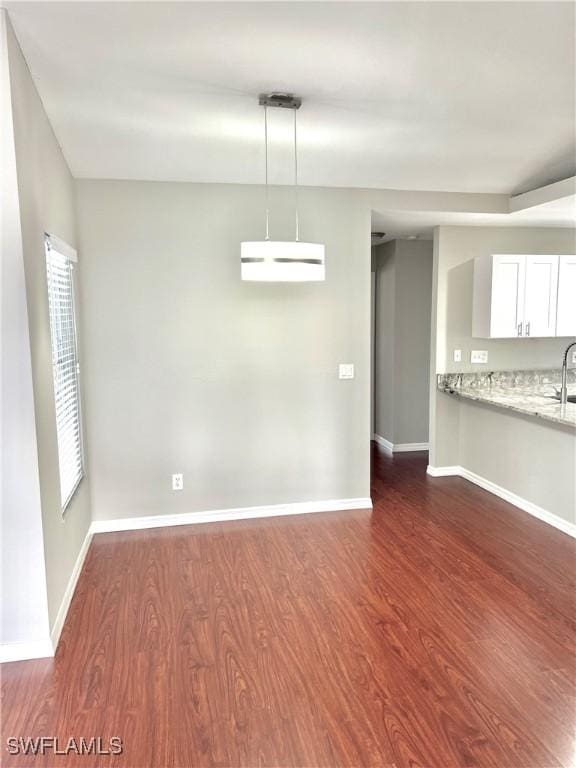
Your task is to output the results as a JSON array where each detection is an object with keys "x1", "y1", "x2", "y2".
[
  {"x1": 526, "y1": 322, "x2": 530, "y2": 336},
  {"x1": 517, "y1": 322, "x2": 523, "y2": 336}
]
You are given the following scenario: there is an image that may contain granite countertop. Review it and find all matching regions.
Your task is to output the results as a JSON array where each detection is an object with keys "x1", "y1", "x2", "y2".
[{"x1": 438, "y1": 370, "x2": 576, "y2": 429}]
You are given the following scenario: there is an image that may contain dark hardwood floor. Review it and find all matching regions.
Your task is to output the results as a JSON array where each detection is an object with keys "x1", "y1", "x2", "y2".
[{"x1": 2, "y1": 447, "x2": 575, "y2": 767}]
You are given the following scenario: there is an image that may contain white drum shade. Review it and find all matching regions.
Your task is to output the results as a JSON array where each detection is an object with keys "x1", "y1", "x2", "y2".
[{"x1": 241, "y1": 241, "x2": 325, "y2": 282}]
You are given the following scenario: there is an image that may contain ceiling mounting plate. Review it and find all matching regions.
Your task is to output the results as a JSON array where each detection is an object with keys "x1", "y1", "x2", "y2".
[{"x1": 259, "y1": 93, "x2": 302, "y2": 110}]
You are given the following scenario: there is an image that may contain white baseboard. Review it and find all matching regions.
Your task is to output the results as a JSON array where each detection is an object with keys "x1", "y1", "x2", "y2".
[
  {"x1": 460, "y1": 467, "x2": 576, "y2": 538},
  {"x1": 50, "y1": 528, "x2": 93, "y2": 652},
  {"x1": 91, "y1": 497, "x2": 373, "y2": 535},
  {"x1": 374, "y1": 434, "x2": 394, "y2": 452},
  {"x1": 394, "y1": 442, "x2": 430, "y2": 452},
  {"x1": 427, "y1": 465, "x2": 576, "y2": 538},
  {"x1": 374, "y1": 434, "x2": 429, "y2": 453},
  {"x1": 1, "y1": 529, "x2": 93, "y2": 664},
  {"x1": 426, "y1": 464, "x2": 460, "y2": 477},
  {"x1": 0, "y1": 638, "x2": 54, "y2": 664}
]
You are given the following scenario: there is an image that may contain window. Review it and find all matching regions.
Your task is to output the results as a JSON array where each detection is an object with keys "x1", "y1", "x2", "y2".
[{"x1": 45, "y1": 234, "x2": 84, "y2": 511}]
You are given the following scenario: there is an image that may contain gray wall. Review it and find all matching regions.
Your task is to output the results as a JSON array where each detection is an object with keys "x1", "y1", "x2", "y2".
[
  {"x1": 374, "y1": 242, "x2": 396, "y2": 442},
  {"x1": 395, "y1": 240, "x2": 434, "y2": 443},
  {"x1": 75, "y1": 180, "x2": 371, "y2": 521},
  {"x1": 431, "y1": 390, "x2": 575, "y2": 524},
  {"x1": 459, "y1": 401, "x2": 575, "y2": 522},
  {"x1": 6, "y1": 19, "x2": 92, "y2": 631},
  {"x1": 374, "y1": 239, "x2": 433, "y2": 445},
  {"x1": 1, "y1": 11, "x2": 50, "y2": 648},
  {"x1": 430, "y1": 225, "x2": 576, "y2": 524}
]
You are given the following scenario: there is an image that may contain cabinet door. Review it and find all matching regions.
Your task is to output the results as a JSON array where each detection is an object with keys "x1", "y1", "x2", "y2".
[
  {"x1": 557, "y1": 255, "x2": 576, "y2": 337},
  {"x1": 523, "y1": 255, "x2": 559, "y2": 337},
  {"x1": 490, "y1": 255, "x2": 526, "y2": 338}
]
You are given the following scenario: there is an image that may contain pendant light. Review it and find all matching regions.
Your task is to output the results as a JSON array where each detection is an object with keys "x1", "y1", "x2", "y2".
[{"x1": 241, "y1": 93, "x2": 325, "y2": 282}]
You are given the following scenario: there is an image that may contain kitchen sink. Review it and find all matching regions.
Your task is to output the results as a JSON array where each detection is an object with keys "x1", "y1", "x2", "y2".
[{"x1": 548, "y1": 394, "x2": 576, "y2": 404}]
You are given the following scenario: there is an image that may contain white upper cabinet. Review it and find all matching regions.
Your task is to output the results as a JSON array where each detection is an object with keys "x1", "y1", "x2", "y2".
[
  {"x1": 523, "y1": 255, "x2": 559, "y2": 337},
  {"x1": 490, "y1": 254, "x2": 526, "y2": 338},
  {"x1": 473, "y1": 253, "x2": 573, "y2": 339},
  {"x1": 556, "y1": 255, "x2": 576, "y2": 337}
]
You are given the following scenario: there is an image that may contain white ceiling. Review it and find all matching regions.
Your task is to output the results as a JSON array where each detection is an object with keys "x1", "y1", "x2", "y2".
[
  {"x1": 6, "y1": 1, "x2": 575, "y2": 193},
  {"x1": 372, "y1": 193, "x2": 576, "y2": 242},
  {"x1": 371, "y1": 178, "x2": 576, "y2": 239}
]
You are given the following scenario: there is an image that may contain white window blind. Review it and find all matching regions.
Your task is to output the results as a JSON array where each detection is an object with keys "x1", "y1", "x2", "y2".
[{"x1": 45, "y1": 234, "x2": 84, "y2": 511}]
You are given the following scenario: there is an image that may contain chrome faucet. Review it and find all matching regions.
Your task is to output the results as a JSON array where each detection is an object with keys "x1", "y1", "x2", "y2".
[{"x1": 560, "y1": 341, "x2": 576, "y2": 404}]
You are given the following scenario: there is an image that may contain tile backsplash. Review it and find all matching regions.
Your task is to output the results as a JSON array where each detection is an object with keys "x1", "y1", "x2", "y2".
[{"x1": 438, "y1": 368, "x2": 576, "y2": 391}]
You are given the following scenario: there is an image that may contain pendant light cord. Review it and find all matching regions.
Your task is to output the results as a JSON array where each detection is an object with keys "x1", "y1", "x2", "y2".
[
  {"x1": 264, "y1": 105, "x2": 270, "y2": 241},
  {"x1": 294, "y1": 107, "x2": 299, "y2": 242},
  {"x1": 262, "y1": 98, "x2": 300, "y2": 242}
]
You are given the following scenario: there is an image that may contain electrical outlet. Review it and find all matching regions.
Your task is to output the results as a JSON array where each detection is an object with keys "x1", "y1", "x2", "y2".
[
  {"x1": 172, "y1": 473, "x2": 183, "y2": 491},
  {"x1": 453, "y1": 349, "x2": 462, "y2": 363},
  {"x1": 339, "y1": 363, "x2": 354, "y2": 379},
  {"x1": 471, "y1": 350, "x2": 488, "y2": 364}
]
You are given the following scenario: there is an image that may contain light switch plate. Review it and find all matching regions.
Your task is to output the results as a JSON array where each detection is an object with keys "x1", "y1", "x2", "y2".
[
  {"x1": 339, "y1": 363, "x2": 354, "y2": 380},
  {"x1": 453, "y1": 349, "x2": 462, "y2": 363},
  {"x1": 471, "y1": 350, "x2": 488, "y2": 364}
]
